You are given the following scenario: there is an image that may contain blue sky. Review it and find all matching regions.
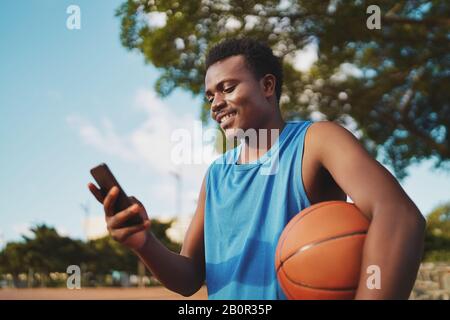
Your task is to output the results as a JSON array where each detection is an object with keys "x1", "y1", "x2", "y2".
[{"x1": 0, "y1": 1, "x2": 449, "y2": 246}]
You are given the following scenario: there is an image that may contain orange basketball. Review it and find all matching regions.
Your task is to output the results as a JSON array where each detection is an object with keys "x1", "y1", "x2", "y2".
[{"x1": 275, "y1": 201, "x2": 370, "y2": 300}]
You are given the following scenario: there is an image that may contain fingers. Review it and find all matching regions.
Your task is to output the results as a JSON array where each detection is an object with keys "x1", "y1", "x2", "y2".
[
  {"x1": 88, "y1": 183, "x2": 105, "y2": 204},
  {"x1": 108, "y1": 203, "x2": 147, "y2": 229},
  {"x1": 103, "y1": 186, "x2": 119, "y2": 217},
  {"x1": 110, "y1": 220, "x2": 151, "y2": 243},
  {"x1": 129, "y1": 196, "x2": 143, "y2": 206},
  {"x1": 105, "y1": 195, "x2": 151, "y2": 245},
  {"x1": 128, "y1": 196, "x2": 149, "y2": 221}
]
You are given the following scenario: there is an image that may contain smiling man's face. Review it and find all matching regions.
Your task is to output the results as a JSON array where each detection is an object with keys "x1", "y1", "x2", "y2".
[{"x1": 205, "y1": 55, "x2": 276, "y2": 138}]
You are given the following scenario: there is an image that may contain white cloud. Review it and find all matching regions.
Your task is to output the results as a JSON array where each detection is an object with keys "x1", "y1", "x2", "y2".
[
  {"x1": 292, "y1": 42, "x2": 318, "y2": 72},
  {"x1": 68, "y1": 88, "x2": 218, "y2": 172},
  {"x1": 146, "y1": 163, "x2": 207, "y2": 217},
  {"x1": 68, "y1": 88, "x2": 219, "y2": 219},
  {"x1": 66, "y1": 115, "x2": 136, "y2": 162}
]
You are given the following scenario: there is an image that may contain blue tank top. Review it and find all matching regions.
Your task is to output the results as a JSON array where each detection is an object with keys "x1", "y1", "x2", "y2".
[{"x1": 204, "y1": 120, "x2": 314, "y2": 299}]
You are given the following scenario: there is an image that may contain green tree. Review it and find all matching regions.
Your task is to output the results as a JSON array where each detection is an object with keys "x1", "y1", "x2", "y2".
[
  {"x1": 0, "y1": 224, "x2": 90, "y2": 286},
  {"x1": 0, "y1": 220, "x2": 182, "y2": 286},
  {"x1": 150, "y1": 218, "x2": 182, "y2": 253},
  {"x1": 85, "y1": 218, "x2": 181, "y2": 275},
  {"x1": 116, "y1": 0, "x2": 449, "y2": 179},
  {"x1": 0, "y1": 242, "x2": 28, "y2": 275},
  {"x1": 87, "y1": 236, "x2": 137, "y2": 275},
  {"x1": 424, "y1": 202, "x2": 450, "y2": 261}
]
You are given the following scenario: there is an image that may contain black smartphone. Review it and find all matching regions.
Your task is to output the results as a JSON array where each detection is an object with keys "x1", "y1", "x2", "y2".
[{"x1": 90, "y1": 163, "x2": 143, "y2": 227}]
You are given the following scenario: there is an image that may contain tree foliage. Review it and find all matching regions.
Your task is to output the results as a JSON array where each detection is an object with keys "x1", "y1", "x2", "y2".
[
  {"x1": 0, "y1": 225, "x2": 89, "y2": 275},
  {"x1": 424, "y1": 202, "x2": 450, "y2": 262},
  {"x1": 116, "y1": 0, "x2": 450, "y2": 179},
  {"x1": 0, "y1": 220, "x2": 181, "y2": 282}
]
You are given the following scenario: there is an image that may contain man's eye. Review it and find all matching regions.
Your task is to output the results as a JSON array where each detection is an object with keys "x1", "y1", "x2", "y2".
[
  {"x1": 205, "y1": 86, "x2": 235, "y2": 104},
  {"x1": 223, "y1": 86, "x2": 235, "y2": 93}
]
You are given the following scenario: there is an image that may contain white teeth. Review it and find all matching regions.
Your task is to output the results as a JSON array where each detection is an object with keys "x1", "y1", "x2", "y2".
[{"x1": 220, "y1": 112, "x2": 236, "y2": 123}]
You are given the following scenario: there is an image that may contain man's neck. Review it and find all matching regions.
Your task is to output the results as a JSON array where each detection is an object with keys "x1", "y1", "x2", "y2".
[{"x1": 238, "y1": 117, "x2": 286, "y2": 164}]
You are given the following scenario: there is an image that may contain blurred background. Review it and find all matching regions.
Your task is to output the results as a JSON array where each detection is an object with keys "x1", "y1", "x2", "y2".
[{"x1": 0, "y1": 0, "x2": 449, "y2": 299}]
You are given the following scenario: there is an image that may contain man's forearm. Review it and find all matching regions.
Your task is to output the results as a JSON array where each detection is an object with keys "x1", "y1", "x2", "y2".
[
  {"x1": 133, "y1": 232, "x2": 204, "y2": 297},
  {"x1": 355, "y1": 203, "x2": 426, "y2": 299}
]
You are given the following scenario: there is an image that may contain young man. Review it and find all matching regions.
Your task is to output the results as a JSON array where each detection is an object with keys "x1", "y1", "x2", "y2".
[{"x1": 88, "y1": 38, "x2": 426, "y2": 299}]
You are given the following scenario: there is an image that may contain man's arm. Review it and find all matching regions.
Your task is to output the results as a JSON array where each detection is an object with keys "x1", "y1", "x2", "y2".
[
  {"x1": 309, "y1": 121, "x2": 426, "y2": 299},
  {"x1": 131, "y1": 176, "x2": 206, "y2": 297}
]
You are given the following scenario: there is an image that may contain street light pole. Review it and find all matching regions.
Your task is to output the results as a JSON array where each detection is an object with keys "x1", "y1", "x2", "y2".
[
  {"x1": 170, "y1": 170, "x2": 182, "y2": 216},
  {"x1": 80, "y1": 201, "x2": 90, "y2": 241}
]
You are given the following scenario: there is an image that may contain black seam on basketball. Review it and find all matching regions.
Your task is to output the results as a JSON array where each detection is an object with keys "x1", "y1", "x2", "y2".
[
  {"x1": 276, "y1": 232, "x2": 367, "y2": 273},
  {"x1": 278, "y1": 271, "x2": 295, "y2": 299},
  {"x1": 277, "y1": 201, "x2": 342, "y2": 268},
  {"x1": 277, "y1": 201, "x2": 367, "y2": 265},
  {"x1": 279, "y1": 264, "x2": 357, "y2": 292},
  {"x1": 286, "y1": 231, "x2": 367, "y2": 263}
]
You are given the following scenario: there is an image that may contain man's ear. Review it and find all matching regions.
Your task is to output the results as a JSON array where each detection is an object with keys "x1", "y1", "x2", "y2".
[{"x1": 261, "y1": 74, "x2": 276, "y2": 98}]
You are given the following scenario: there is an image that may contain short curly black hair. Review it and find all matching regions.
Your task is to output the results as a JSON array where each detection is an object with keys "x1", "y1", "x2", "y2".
[{"x1": 205, "y1": 38, "x2": 283, "y2": 104}]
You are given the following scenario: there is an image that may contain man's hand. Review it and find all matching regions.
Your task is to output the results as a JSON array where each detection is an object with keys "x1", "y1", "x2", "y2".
[{"x1": 88, "y1": 183, "x2": 151, "y2": 251}]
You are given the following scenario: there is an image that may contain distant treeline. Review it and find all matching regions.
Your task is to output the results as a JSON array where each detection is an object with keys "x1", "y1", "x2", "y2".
[
  {"x1": 0, "y1": 219, "x2": 181, "y2": 287},
  {"x1": 0, "y1": 203, "x2": 449, "y2": 287}
]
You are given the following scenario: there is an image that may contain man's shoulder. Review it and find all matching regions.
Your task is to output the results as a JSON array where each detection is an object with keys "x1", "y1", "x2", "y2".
[
  {"x1": 307, "y1": 120, "x2": 345, "y2": 134},
  {"x1": 306, "y1": 120, "x2": 353, "y2": 144},
  {"x1": 304, "y1": 120, "x2": 357, "y2": 162}
]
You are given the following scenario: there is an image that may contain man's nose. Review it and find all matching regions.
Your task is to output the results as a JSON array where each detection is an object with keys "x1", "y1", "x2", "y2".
[{"x1": 211, "y1": 94, "x2": 226, "y2": 114}]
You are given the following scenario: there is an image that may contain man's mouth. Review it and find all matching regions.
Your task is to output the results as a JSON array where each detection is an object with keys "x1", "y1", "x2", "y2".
[{"x1": 219, "y1": 111, "x2": 237, "y2": 128}]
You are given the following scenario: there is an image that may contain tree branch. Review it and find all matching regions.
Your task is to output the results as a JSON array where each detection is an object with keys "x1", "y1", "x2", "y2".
[{"x1": 400, "y1": 118, "x2": 450, "y2": 158}]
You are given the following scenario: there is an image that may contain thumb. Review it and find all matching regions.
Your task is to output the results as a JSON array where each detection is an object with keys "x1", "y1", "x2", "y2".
[{"x1": 128, "y1": 196, "x2": 143, "y2": 206}]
